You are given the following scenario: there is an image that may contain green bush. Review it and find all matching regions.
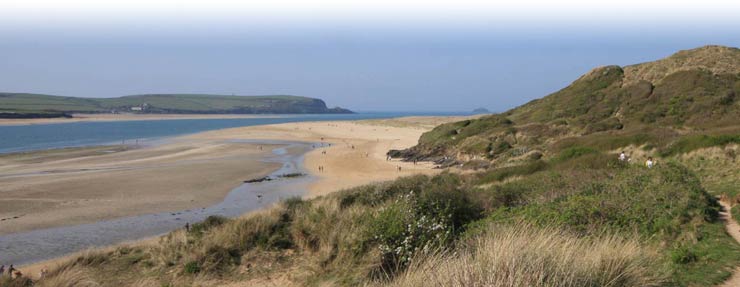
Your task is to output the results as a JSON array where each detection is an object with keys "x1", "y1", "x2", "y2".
[
  {"x1": 553, "y1": 146, "x2": 599, "y2": 162},
  {"x1": 184, "y1": 261, "x2": 201, "y2": 274},
  {"x1": 671, "y1": 245, "x2": 698, "y2": 264},
  {"x1": 366, "y1": 173, "x2": 482, "y2": 275},
  {"x1": 338, "y1": 175, "x2": 430, "y2": 209},
  {"x1": 477, "y1": 160, "x2": 548, "y2": 183},
  {"x1": 490, "y1": 163, "x2": 717, "y2": 235},
  {"x1": 189, "y1": 215, "x2": 229, "y2": 238}
]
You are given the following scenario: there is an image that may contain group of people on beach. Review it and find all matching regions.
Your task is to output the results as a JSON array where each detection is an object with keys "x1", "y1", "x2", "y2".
[
  {"x1": 618, "y1": 151, "x2": 656, "y2": 168},
  {"x1": 0, "y1": 264, "x2": 19, "y2": 279}
]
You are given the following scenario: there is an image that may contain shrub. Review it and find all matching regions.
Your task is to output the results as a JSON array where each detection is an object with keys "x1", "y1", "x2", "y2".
[
  {"x1": 196, "y1": 245, "x2": 241, "y2": 274},
  {"x1": 553, "y1": 146, "x2": 599, "y2": 162},
  {"x1": 671, "y1": 245, "x2": 698, "y2": 264},
  {"x1": 477, "y1": 160, "x2": 548, "y2": 183},
  {"x1": 368, "y1": 174, "x2": 483, "y2": 276},
  {"x1": 189, "y1": 215, "x2": 229, "y2": 237},
  {"x1": 184, "y1": 261, "x2": 201, "y2": 274},
  {"x1": 659, "y1": 134, "x2": 740, "y2": 156}
]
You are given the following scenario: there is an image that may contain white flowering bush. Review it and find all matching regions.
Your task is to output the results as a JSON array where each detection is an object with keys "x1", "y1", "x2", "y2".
[{"x1": 370, "y1": 189, "x2": 463, "y2": 273}]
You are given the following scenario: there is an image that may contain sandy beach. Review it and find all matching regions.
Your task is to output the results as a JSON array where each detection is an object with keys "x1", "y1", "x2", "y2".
[
  {"x1": 5, "y1": 115, "x2": 469, "y2": 274},
  {"x1": 0, "y1": 113, "x2": 284, "y2": 126},
  {"x1": 186, "y1": 116, "x2": 463, "y2": 198}
]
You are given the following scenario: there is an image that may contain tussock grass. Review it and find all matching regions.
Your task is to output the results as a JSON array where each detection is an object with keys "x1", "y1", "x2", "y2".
[
  {"x1": 385, "y1": 224, "x2": 665, "y2": 287},
  {"x1": 35, "y1": 267, "x2": 99, "y2": 287}
]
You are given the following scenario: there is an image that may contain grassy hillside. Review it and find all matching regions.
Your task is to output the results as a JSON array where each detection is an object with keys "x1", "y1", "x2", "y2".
[
  {"x1": 394, "y1": 45, "x2": 739, "y2": 167},
  {"x1": 0, "y1": 93, "x2": 352, "y2": 116}
]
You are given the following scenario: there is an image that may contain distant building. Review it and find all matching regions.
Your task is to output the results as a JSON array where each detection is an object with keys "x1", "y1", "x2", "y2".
[{"x1": 131, "y1": 106, "x2": 143, "y2": 111}]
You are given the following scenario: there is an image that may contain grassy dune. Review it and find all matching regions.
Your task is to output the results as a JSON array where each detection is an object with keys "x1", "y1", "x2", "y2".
[{"x1": 14, "y1": 147, "x2": 738, "y2": 287}]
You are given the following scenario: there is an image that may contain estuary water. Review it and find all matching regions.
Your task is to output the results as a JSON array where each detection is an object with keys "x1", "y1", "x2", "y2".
[{"x1": 0, "y1": 112, "x2": 466, "y2": 154}]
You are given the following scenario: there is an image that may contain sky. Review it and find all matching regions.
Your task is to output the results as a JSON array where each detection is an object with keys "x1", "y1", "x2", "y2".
[{"x1": 1, "y1": 1, "x2": 739, "y2": 112}]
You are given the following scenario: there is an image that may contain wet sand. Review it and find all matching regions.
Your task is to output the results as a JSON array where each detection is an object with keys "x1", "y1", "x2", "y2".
[
  {"x1": 0, "y1": 141, "x2": 281, "y2": 235},
  {"x1": 1, "y1": 141, "x2": 314, "y2": 265}
]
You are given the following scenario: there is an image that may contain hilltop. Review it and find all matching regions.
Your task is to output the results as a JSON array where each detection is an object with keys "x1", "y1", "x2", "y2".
[
  {"x1": 0, "y1": 94, "x2": 352, "y2": 118},
  {"x1": 394, "y1": 45, "x2": 739, "y2": 166}
]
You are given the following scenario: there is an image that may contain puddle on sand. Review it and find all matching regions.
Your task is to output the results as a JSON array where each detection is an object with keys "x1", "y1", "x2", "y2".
[{"x1": 0, "y1": 140, "x2": 316, "y2": 266}]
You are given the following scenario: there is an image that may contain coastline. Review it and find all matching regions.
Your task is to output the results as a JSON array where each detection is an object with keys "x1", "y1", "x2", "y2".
[{"x1": 8, "y1": 115, "x2": 469, "y2": 275}]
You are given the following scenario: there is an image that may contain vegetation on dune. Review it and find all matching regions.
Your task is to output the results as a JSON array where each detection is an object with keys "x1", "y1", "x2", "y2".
[
  {"x1": 384, "y1": 224, "x2": 663, "y2": 287},
  {"x1": 23, "y1": 151, "x2": 740, "y2": 286}
]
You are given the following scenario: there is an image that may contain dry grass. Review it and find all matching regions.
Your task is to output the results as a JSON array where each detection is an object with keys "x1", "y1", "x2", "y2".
[
  {"x1": 383, "y1": 224, "x2": 665, "y2": 287},
  {"x1": 34, "y1": 267, "x2": 99, "y2": 287}
]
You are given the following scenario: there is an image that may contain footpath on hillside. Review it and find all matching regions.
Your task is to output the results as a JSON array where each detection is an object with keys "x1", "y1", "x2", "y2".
[{"x1": 719, "y1": 201, "x2": 740, "y2": 287}]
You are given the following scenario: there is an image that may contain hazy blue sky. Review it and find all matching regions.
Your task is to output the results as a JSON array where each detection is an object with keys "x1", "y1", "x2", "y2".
[{"x1": 1, "y1": 1, "x2": 739, "y2": 111}]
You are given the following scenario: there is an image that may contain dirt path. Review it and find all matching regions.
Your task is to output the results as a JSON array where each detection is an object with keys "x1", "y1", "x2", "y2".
[{"x1": 718, "y1": 200, "x2": 740, "y2": 287}]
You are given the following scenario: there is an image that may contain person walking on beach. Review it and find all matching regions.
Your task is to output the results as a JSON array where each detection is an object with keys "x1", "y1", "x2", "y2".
[
  {"x1": 7, "y1": 265, "x2": 15, "y2": 276},
  {"x1": 0, "y1": 265, "x2": 5, "y2": 276},
  {"x1": 645, "y1": 157, "x2": 655, "y2": 168}
]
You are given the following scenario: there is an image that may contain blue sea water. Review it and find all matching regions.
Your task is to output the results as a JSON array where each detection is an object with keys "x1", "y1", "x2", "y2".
[{"x1": 0, "y1": 112, "x2": 467, "y2": 154}]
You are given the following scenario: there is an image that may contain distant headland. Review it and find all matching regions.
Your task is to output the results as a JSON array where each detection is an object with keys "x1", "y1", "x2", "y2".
[{"x1": 0, "y1": 93, "x2": 353, "y2": 119}]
